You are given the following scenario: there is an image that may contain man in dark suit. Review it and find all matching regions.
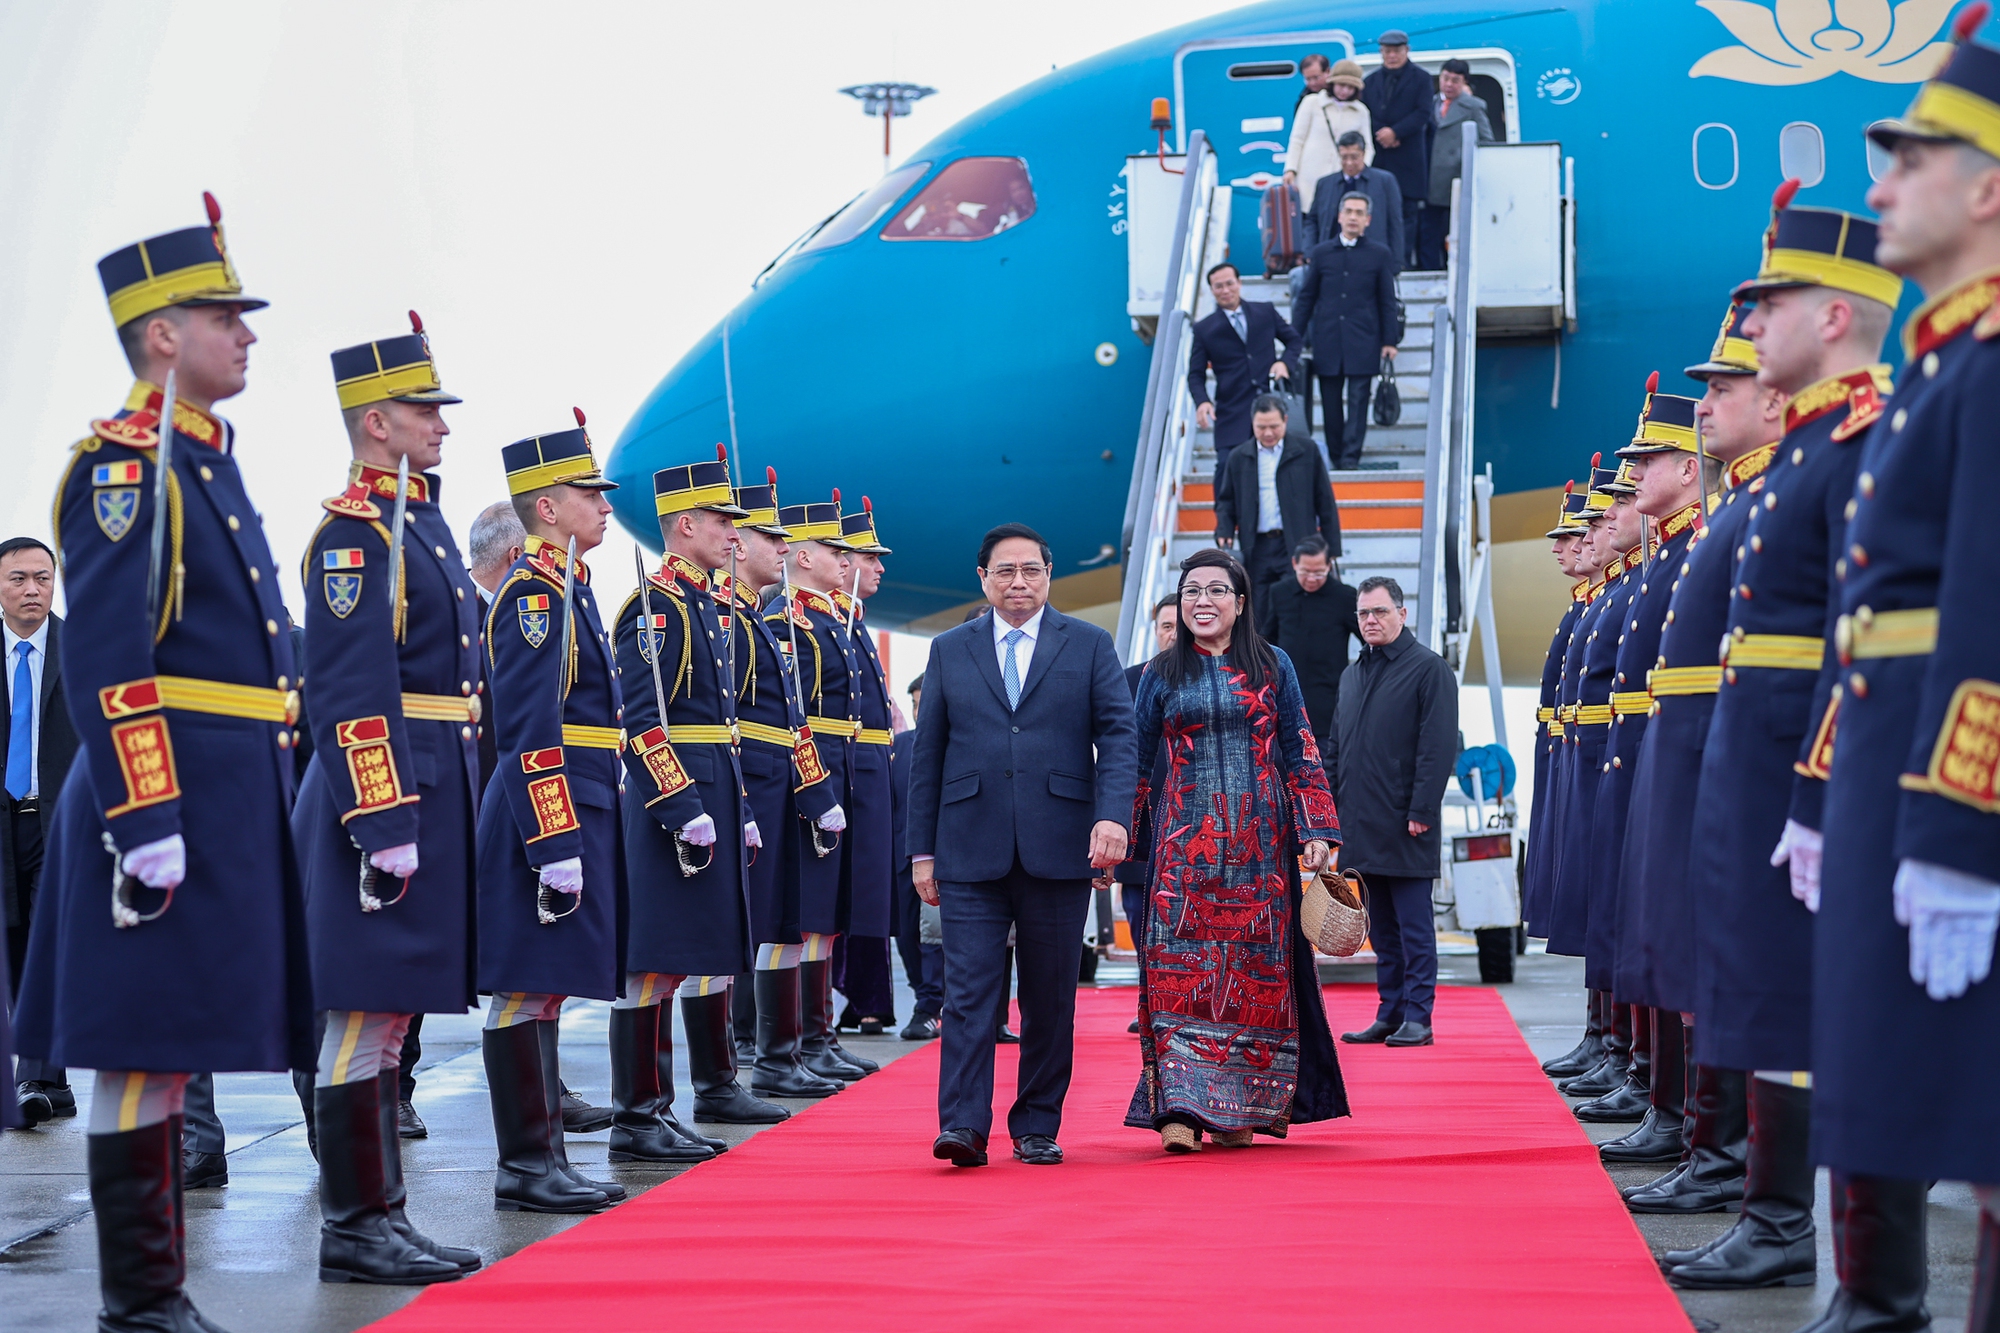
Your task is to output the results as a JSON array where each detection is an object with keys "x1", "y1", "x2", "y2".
[
  {"x1": 1212, "y1": 395, "x2": 1340, "y2": 604},
  {"x1": 1293, "y1": 195, "x2": 1403, "y2": 470},
  {"x1": 1186, "y1": 262, "x2": 1300, "y2": 480},
  {"x1": 3, "y1": 536, "x2": 79, "y2": 1126},
  {"x1": 1422, "y1": 59, "x2": 1495, "y2": 269},
  {"x1": 1259, "y1": 535, "x2": 1360, "y2": 740},
  {"x1": 1305, "y1": 132, "x2": 1404, "y2": 268},
  {"x1": 1361, "y1": 30, "x2": 1434, "y2": 268},
  {"x1": 890, "y1": 674, "x2": 942, "y2": 1040},
  {"x1": 909, "y1": 523, "x2": 1137, "y2": 1167}
]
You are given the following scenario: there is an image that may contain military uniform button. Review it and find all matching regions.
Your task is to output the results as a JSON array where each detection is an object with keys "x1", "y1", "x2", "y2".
[
  {"x1": 277, "y1": 731, "x2": 291, "y2": 749},
  {"x1": 249, "y1": 566, "x2": 260, "y2": 581},
  {"x1": 461, "y1": 634, "x2": 471, "y2": 646},
  {"x1": 1892, "y1": 408, "x2": 1907, "y2": 431},
  {"x1": 1924, "y1": 351, "x2": 1940, "y2": 377},
  {"x1": 432, "y1": 545, "x2": 445, "y2": 559},
  {"x1": 1844, "y1": 499, "x2": 1857, "y2": 521},
  {"x1": 1665, "y1": 611, "x2": 1675, "y2": 624},
  {"x1": 1764, "y1": 494, "x2": 1777, "y2": 510},
  {"x1": 1726, "y1": 667, "x2": 1738, "y2": 685},
  {"x1": 456, "y1": 587, "x2": 465, "y2": 601},
  {"x1": 1681, "y1": 562, "x2": 1691, "y2": 575},
  {"x1": 1602, "y1": 762, "x2": 1611, "y2": 773},
  {"x1": 199, "y1": 465, "x2": 213, "y2": 482},
  {"x1": 277, "y1": 675, "x2": 289, "y2": 691},
  {"x1": 1792, "y1": 447, "x2": 1805, "y2": 465},
  {"x1": 1859, "y1": 473, "x2": 1875, "y2": 497},
  {"x1": 1739, "y1": 584, "x2": 1753, "y2": 599},
  {"x1": 1751, "y1": 536, "x2": 1763, "y2": 553},
  {"x1": 1671, "y1": 580, "x2": 1680, "y2": 591},
  {"x1": 1849, "y1": 672, "x2": 1868, "y2": 698},
  {"x1": 1734, "y1": 626, "x2": 1746, "y2": 640},
  {"x1": 228, "y1": 515, "x2": 241, "y2": 530},
  {"x1": 1737, "y1": 545, "x2": 1746, "y2": 560},
  {"x1": 462, "y1": 726, "x2": 474, "y2": 740},
  {"x1": 461, "y1": 681, "x2": 472, "y2": 695},
  {"x1": 1850, "y1": 544, "x2": 1868, "y2": 567},
  {"x1": 266, "y1": 618, "x2": 278, "y2": 636},
  {"x1": 477, "y1": 680, "x2": 484, "y2": 693},
  {"x1": 1613, "y1": 756, "x2": 1622, "y2": 768},
  {"x1": 1630, "y1": 619, "x2": 1638, "y2": 631},
  {"x1": 1836, "y1": 558, "x2": 1848, "y2": 579}
]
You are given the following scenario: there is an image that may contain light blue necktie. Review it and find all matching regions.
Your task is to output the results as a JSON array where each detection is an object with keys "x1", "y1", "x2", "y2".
[
  {"x1": 6, "y1": 642, "x2": 31, "y2": 800},
  {"x1": 1002, "y1": 629, "x2": 1025, "y2": 710}
]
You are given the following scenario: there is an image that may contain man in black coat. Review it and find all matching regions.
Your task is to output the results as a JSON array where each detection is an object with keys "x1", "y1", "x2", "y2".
[
  {"x1": 1325, "y1": 576, "x2": 1456, "y2": 1048},
  {"x1": 1361, "y1": 30, "x2": 1434, "y2": 268},
  {"x1": 1304, "y1": 132, "x2": 1404, "y2": 269},
  {"x1": 1186, "y1": 262, "x2": 1300, "y2": 480},
  {"x1": 3, "y1": 537, "x2": 78, "y2": 1125},
  {"x1": 1213, "y1": 396, "x2": 1340, "y2": 604},
  {"x1": 1292, "y1": 194, "x2": 1402, "y2": 470},
  {"x1": 1258, "y1": 535, "x2": 1359, "y2": 741}
]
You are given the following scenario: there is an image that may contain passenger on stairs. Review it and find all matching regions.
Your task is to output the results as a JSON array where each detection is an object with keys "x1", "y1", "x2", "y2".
[
  {"x1": 1303, "y1": 133, "x2": 1403, "y2": 272},
  {"x1": 1187, "y1": 262, "x2": 1300, "y2": 484},
  {"x1": 1257, "y1": 535, "x2": 1359, "y2": 743},
  {"x1": 1212, "y1": 395, "x2": 1338, "y2": 610},
  {"x1": 1292, "y1": 194, "x2": 1402, "y2": 471}
]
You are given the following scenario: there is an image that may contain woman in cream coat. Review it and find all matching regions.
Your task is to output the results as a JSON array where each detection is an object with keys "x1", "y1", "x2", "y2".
[{"x1": 1284, "y1": 59, "x2": 1371, "y2": 215}]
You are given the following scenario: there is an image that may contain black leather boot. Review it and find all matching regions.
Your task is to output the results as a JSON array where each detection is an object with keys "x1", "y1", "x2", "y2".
[
  {"x1": 1543, "y1": 989, "x2": 1608, "y2": 1078},
  {"x1": 535, "y1": 1019, "x2": 626, "y2": 1200},
  {"x1": 1577, "y1": 1004, "x2": 1652, "y2": 1122},
  {"x1": 373, "y1": 1070, "x2": 478, "y2": 1272},
  {"x1": 819, "y1": 958, "x2": 880, "y2": 1073},
  {"x1": 1601, "y1": 1010, "x2": 1687, "y2": 1162},
  {"x1": 1968, "y1": 1205, "x2": 1998, "y2": 1333},
  {"x1": 1667, "y1": 1077, "x2": 1815, "y2": 1289},
  {"x1": 483, "y1": 1024, "x2": 609, "y2": 1213},
  {"x1": 730, "y1": 970, "x2": 757, "y2": 1066},
  {"x1": 750, "y1": 967, "x2": 843, "y2": 1098},
  {"x1": 686, "y1": 991, "x2": 788, "y2": 1124},
  {"x1": 1630, "y1": 1061, "x2": 1747, "y2": 1215},
  {"x1": 800, "y1": 959, "x2": 868, "y2": 1081},
  {"x1": 316, "y1": 1079, "x2": 461, "y2": 1285},
  {"x1": 608, "y1": 1005, "x2": 710, "y2": 1163},
  {"x1": 652, "y1": 1009, "x2": 730, "y2": 1152},
  {"x1": 90, "y1": 1117, "x2": 222, "y2": 1332},
  {"x1": 1560, "y1": 998, "x2": 1631, "y2": 1098},
  {"x1": 1794, "y1": 1174, "x2": 1931, "y2": 1331}
]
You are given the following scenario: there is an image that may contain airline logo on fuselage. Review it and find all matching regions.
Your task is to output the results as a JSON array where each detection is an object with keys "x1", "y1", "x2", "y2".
[{"x1": 1691, "y1": 0, "x2": 1955, "y2": 83}]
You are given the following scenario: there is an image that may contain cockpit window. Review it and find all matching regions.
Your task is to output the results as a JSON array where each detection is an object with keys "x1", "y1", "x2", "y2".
[
  {"x1": 798, "y1": 162, "x2": 931, "y2": 255},
  {"x1": 880, "y1": 157, "x2": 1036, "y2": 242}
]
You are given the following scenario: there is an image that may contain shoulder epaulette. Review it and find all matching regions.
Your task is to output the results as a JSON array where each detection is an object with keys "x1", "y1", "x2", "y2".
[
  {"x1": 90, "y1": 416, "x2": 159, "y2": 450},
  {"x1": 321, "y1": 480, "x2": 382, "y2": 519}
]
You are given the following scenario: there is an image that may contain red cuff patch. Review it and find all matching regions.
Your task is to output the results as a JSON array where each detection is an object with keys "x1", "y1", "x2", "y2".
[
  {"x1": 521, "y1": 746, "x2": 563, "y2": 774},
  {"x1": 106, "y1": 715, "x2": 179, "y2": 815}
]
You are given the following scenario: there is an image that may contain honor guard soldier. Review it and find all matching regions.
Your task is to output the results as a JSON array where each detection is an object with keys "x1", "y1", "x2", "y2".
[
  {"x1": 777, "y1": 496, "x2": 877, "y2": 1082},
  {"x1": 292, "y1": 315, "x2": 481, "y2": 1284},
  {"x1": 610, "y1": 452, "x2": 769, "y2": 1162},
  {"x1": 476, "y1": 413, "x2": 627, "y2": 1214},
  {"x1": 1814, "y1": 15, "x2": 2000, "y2": 1322},
  {"x1": 830, "y1": 498, "x2": 898, "y2": 1037},
  {"x1": 1593, "y1": 378, "x2": 1707, "y2": 1172},
  {"x1": 14, "y1": 195, "x2": 313, "y2": 1333},
  {"x1": 721, "y1": 471, "x2": 847, "y2": 1101},
  {"x1": 1618, "y1": 304, "x2": 1784, "y2": 1221},
  {"x1": 1670, "y1": 188, "x2": 1901, "y2": 1297}
]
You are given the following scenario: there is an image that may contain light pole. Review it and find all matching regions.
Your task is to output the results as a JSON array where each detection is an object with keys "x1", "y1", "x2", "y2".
[{"x1": 837, "y1": 81, "x2": 937, "y2": 174}]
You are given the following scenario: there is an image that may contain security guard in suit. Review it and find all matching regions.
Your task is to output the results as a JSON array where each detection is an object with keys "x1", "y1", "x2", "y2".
[
  {"x1": 1617, "y1": 303, "x2": 1784, "y2": 1220},
  {"x1": 476, "y1": 418, "x2": 627, "y2": 1214},
  {"x1": 830, "y1": 500, "x2": 897, "y2": 1034},
  {"x1": 1814, "y1": 23, "x2": 2000, "y2": 1324},
  {"x1": 14, "y1": 195, "x2": 313, "y2": 1333},
  {"x1": 721, "y1": 474, "x2": 847, "y2": 1101},
  {"x1": 610, "y1": 456, "x2": 770, "y2": 1161},
  {"x1": 293, "y1": 317, "x2": 481, "y2": 1283}
]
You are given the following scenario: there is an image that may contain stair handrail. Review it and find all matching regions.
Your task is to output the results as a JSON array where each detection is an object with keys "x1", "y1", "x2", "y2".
[{"x1": 1415, "y1": 302, "x2": 1453, "y2": 651}]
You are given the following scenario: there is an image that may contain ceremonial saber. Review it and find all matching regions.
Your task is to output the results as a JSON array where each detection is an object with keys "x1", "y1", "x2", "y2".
[
  {"x1": 146, "y1": 370, "x2": 176, "y2": 627},
  {"x1": 538, "y1": 532, "x2": 583, "y2": 923},
  {"x1": 634, "y1": 543, "x2": 673, "y2": 740},
  {"x1": 386, "y1": 453, "x2": 410, "y2": 623}
]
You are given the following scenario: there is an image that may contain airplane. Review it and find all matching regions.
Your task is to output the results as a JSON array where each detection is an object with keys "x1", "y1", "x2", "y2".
[{"x1": 606, "y1": 0, "x2": 1961, "y2": 661}]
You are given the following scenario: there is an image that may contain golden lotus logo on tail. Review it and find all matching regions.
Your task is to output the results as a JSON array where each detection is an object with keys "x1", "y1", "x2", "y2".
[{"x1": 1691, "y1": 0, "x2": 1958, "y2": 83}]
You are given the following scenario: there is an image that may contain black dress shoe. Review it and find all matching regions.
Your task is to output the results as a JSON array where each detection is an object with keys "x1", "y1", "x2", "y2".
[
  {"x1": 1128, "y1": 1019, "x2": 1141, "y2": 1034},
  {"x1": 1599, "y1": 1108, "x2": 1685, "y2": 1164},
  {"x1": 858, "y1": 1017, "x2": 886, "y2": 1036},
  {"x1": 995, "y1": 1025, "x2": 1020, "y2": 1045},
  {"x1": 41, "y1": 1082, "x2": 78, "y2": 1118},
  {"x1": 14, "y1": 1081, "x2": 53, "y2": 1128},
  {"x1": 397, "y1": 1101, "x2": 428, "y2": 1140},
  {"x1": 1575, "y1": 1079, "x2": 1651, "y2": 1123},
  {"x1": 182, "y1": 1150, "x2": 229, "y2": 1190},
  {"x1": 1341, "y1": 1020, "x2": 1396, "y2": 1044},
  {"x1": 933, "y1": 1129, "x2": 988, "y2": 1167},
  {"x1": 559, "y1": 1083, "x2": 614, "y2": 1135},
  {"x1": 1385, "y1": 1021, "x2": 1434, "y2": 1047},
  {"x1": 1013, "y1": 1134, "x2": 1062, "y2": 1165},
  {"x1": 901, "y1": 1014, "x2": 940, "y2": 1041}
]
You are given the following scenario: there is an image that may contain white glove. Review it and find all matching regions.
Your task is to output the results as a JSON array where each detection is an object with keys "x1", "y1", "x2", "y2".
[
  {"x1": 745, "y1": 820, "x2": 762, "y2": 850},
  {"x1": 121, "y1": 834, "x2": 186, "y2": 891},
  {"x1": 1769, "y1": 820, "x2": 1824, "y2": 913},
  {"x1": 679, "y1": 814, "x2": 717, "y2": 847},
  {"x1": 1893, "y1": 858, "x2": 2000, "y2": 1002},
  {"x1": 369, "y1": 843, "x2": 420, "y2": 879},
  {"x1": 538, "y1": 856, "x2": 583, "y2": 896},
  {"x1": 817, "y1": 805, "x2": 847, "y2": 833}
]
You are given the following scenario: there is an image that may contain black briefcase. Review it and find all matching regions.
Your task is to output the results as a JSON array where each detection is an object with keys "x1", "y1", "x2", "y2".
[{"x1": 1371, "y1": 353, "x2": 1401, "y2": 427}]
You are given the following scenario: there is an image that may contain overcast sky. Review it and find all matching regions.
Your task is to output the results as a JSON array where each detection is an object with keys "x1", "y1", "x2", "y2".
[{"x1": 0, "y1": 0, "x2": 1229, "y2": 678}]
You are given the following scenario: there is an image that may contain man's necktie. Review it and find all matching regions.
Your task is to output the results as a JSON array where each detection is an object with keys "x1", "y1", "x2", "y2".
[
  {"x1": 6, "y1": 642, "x2": 32, "y2": 800},
  {"x1": 1227, "y1": 309, "x2": 1246, "y2": 342},
  {"x1": 1002, "y1": 629, "x2": 1025, "y2": 709}
]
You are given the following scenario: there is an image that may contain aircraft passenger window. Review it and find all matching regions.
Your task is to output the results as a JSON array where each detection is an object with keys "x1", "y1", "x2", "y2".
[
  {"x1": 881, "y1": 157, "x2": 1037, "y2": 242},
  {"x1": 1779, "y1": 122, "x2": 1825, "y2": 188},
  {"x1": 1228, "y1": 61, "x2": 1298, "y2": 80},
  {"x1": 1865, "y1": 123, "x2": 1894, "y2": 181},
  {"x1": 799, "y1": 161, "x2": 931, "y2": 254},
  {"x1": 1693, "y1": 123, "x2": 1739, "y2": 190}
]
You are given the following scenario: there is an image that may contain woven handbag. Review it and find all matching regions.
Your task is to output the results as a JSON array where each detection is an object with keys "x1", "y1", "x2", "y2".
[{"x1": 1302, "y1": 865, "x2": 1369, "y2": 957}]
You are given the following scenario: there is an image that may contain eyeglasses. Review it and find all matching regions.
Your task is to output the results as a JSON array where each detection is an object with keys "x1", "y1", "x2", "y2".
[
  {"x1": 984, "y1": 564, "x2": 1047, "y2": 583},
  {"x1": 1356, "y1": 605, "x2": 1400, "y2": 620},
  {"x1": 1179, "y1": 582, "x2": 1239, "y2": 603}
]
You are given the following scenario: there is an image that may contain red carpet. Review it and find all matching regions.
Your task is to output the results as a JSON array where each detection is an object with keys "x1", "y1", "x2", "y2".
[{"x1": 369, "y1": 986, "x2": 1691, "y2": 1332}]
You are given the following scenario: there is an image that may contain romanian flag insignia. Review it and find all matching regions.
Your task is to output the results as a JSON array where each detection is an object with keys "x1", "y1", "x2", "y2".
[
  {"x1": 519, "y1": 594, "x2": 551, "y2": 648},
  {"x1": 93, "y1": 461, "x2": 145, "y2": 486},
  {"x1": 324, "y1": 548, "x2": 366, "y2": 569}
]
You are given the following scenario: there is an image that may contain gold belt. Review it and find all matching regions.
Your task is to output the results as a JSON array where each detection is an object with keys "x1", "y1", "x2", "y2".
[
  {"x1": 668, "y1": 724, "x2": 739, "y2": 745},
  {"x1": 736, "y1": 720, "x2": 796, "y2": 749},
  {"x1": 1836, "y1": 607, "x2": 1937, "y2": 661},
  {"x1": 1547, "y1": 720, "x2": 1565, "y2": 737},
  {"x1": 1574, "y1": 704, "x2": 1613, "y2": 726},
  {"x1": 1649, "y1": 666, "x2": 1722, "y2": 696},
  {"x1": 561, "y1": 724, "x2": 624, "y2": 749},
  {"x1": 1557, "y1": 705, "x2": 1579, "y2": 724},
  {"x1": 857, "y1": 727, "x2": 893, "y2": 746},
  {"x1": 402, "y1": 692, "x2": 481, "y2": 724},
  {"x1": 806, "y1": 715, "x2": 859, "y2": 740},
  {"x1": 1536, "y1": 707, "x2": 1556, "y2": 723},
  {"x1": 1721, "y1": 634, "x2": 1824, "y2": 670},
  {"x1": 157, "y1": 675, "x2": 299, "y2": 725},
  {"x1": 1611, "y1": 691, "x2": 1653, "y2": 715}
]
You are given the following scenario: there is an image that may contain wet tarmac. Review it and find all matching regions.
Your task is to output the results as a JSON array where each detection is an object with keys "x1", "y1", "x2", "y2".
[{"x1": 1, "y1": 952, "x2": 1980, "y2": 1332}]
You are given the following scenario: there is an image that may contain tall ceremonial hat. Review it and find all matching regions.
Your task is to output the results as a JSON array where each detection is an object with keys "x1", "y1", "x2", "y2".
[
  {"x1": 1685, "y1": 300, "x2": 1761, "y2": 379},
  {"x1": 1545, "y1": 481, "x2": 1591, "y2": 538},
  {"x1": 1582, "y1": 452, "x2": 1619, "y2": 513},
  {"x1": 98, "y1": 191, "x2": 267, "y2": 328},
  {"x1": 1618, "y1": 371, "x2": 1701, "y2": 457},
  {"x1": 837, "y1": 495, "x2": 891, "y2": 554},
  {"x1": 734, "y1": 465, "x2": 792, "y2": 537},
  {"x1": 1732, "y1": 178, "x2": 1903, "y2": 308},
  {"x1": 330, "y1": 311, "x2": 461, "y2": 410},
  {"x1": 655, "y1": 444, "x2": 751, "y2": 520},
  {"x1": 777, "y1": 489, "x2": 852, "y2": 547},
  {"x1": 502, "y1": 407, "x2": 618, "y2": 495},
  {"x1": 1868, "y1": 3, "x2": 2000, "y2": 159}
]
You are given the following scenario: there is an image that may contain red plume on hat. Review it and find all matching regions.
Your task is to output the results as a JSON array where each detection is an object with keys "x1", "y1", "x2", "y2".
[
  {"x1": 1591, "y1": 451, "x2": 1602, "y2": 468},
  {"x1": 1564, "y1": 480, "x2": 1575, "y2": 495},
  {"x1": 766, "y1": 465, "x2": 777, "y2": 486},
  {"x1": 573, "y1": 406, "x2": 586, "y2": 428},
  {"x1": 831, "y1": 487, "x2": 842, "y2": 508},
  {"x1": 1956, "y1": 2, "x2": 1988, "y2": 41},
  {"x1": 1646, "y1": 370, "x2": 1660, "y2": 393},
  {"x1": 863, "y1": 495, "x2": 873, "y2": 514},
  {"x1": 1760, "y1": 178, "x2": 1802, "y2": 266},
  {"x1": 716, "y1": 443, "x2": 728, "y2": 463},
  {"x1": 203, "y1": 191, "x2": 222, "y2": 224},
  {"x1": 408, "y1": 309, "x2": 424, "y2": 334}
]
